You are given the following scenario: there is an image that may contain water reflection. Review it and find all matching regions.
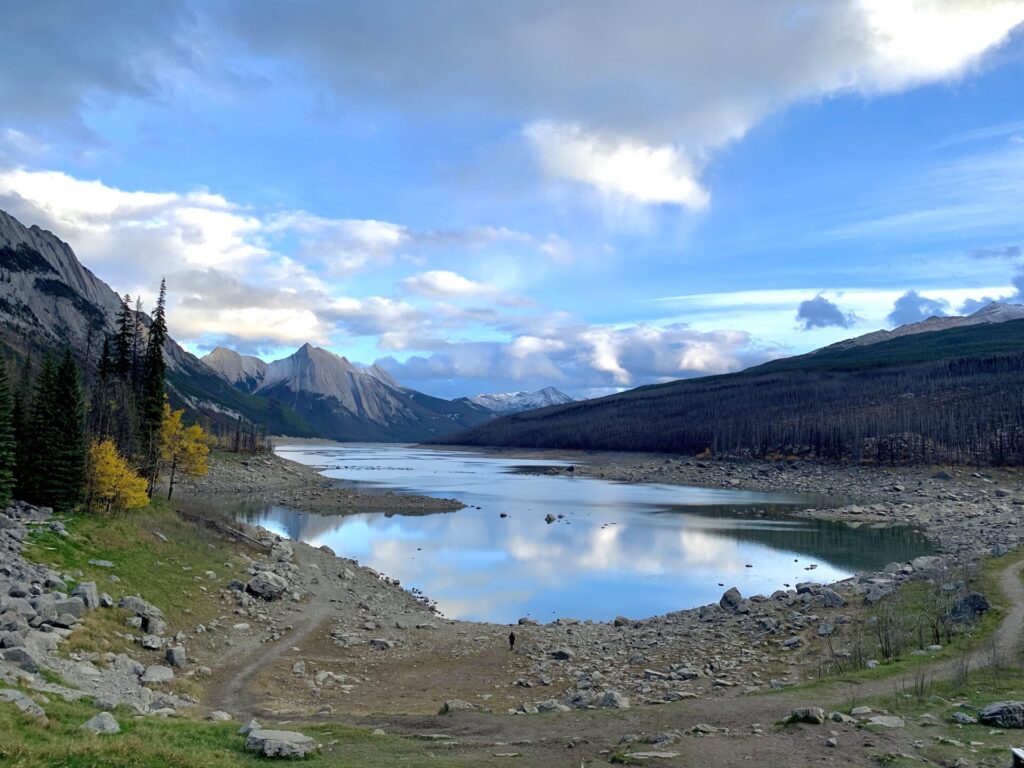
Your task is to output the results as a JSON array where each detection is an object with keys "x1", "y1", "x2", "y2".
[{"x1": 236, "y1": 445, "x2": 932, "y2": 623}]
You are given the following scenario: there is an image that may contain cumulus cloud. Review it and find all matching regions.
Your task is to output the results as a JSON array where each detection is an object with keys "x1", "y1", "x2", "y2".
[
  {"x1": 401, "y1": 270, "x2": 491, "y2": 299},
  {"x1": 795, "y1": 295, "x2": 859, "y2": 331},
  {"x1": 887, "y1": 290, "x2": 951, "y2": 325}
]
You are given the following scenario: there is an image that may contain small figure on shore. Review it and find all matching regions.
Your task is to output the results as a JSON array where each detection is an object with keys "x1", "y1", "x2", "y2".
[{"x1": 508, "y1": 631, "x2": 516, "y2": 651}]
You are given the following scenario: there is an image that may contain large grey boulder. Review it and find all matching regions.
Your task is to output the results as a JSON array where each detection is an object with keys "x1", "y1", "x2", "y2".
[
  {"x1": 979, "y1": 701, "x2": 1024, "y2": 728},
  {"x1": 245, "y1": 729, "x2": 318, "y2": 758},
  {"x1": 81, "y1": 711, "x2": 120, "y2": 734},
  {"x1": 118, "y1": 596, "x2": 164, "y2": 623},
  {"x1": 950, "y1": 592, "x2": 990, "y2": 622},
  {"x1": 438, "y1": 699, "x2": 482, "y2": 714},
  {"x1": 0, "y1": 688, "x2": 46, "y2": 719},
  {"x1": 140, "y1": 665, "x2": 174, "y2": 685},
  {"x1": 0, "y1": 646, "x2": 42, "y2": 673},
  {"x1": 53, "y1": 597, "x2": 85, "y2": 619},
  {"x1": 719, "y1": 587, "x2": 743, "y2": 611},
  {"x1": 245, "y1": 571, "x2": 289, "y2": 601},
  {"x1": 72, "y1": 582, "x2": 100, "y2": 610},
  {"x1": 788, "y1": 707, "x2": 826, "y2": 725},
  {"x1": 599, "y1": 690, "x2": 630, "y2": 709},
  {"x1": 165, "y1": 646, "x2": 187, "y2": 668}
]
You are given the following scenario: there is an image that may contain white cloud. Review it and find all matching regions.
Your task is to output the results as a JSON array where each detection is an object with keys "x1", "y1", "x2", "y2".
[
  {"x1": 524, "y1": 121, "x2": 710, "y2": 211},
  {"x1": 401, "y1": 270, "x2": 491, "y2": 299}
]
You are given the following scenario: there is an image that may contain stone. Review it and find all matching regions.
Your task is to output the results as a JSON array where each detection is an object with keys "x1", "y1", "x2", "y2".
[
  {"x1": 72, "y1": 582, "x2": 100, "y2": 610},
  {"x1": 140, "y1": 665, "x2": 174, "y2": 685},
  {"x1": 0, "y1": 646, "x2": 42, "y2": 673},
  {"x1": 239, "y1": 719, "x2": 261, "y2": 735},
  {"x1": 951, "y1": 712, "x2": 977, "y2": 725},
  {"x1": 0, "y1": 688, "x2": 46, "y2": 719},
  {"x1": 368, "y1": 639, "x2": 394, "y2": 651},
  {"x1": 88, "y1": 559, "x2": 115, "y2": 568},
  {"x1": 93, "y1": 695, "x2": 119, "y2": 711},
  {"x1": 119, "y1": 596, "x2": 164, "y2": 623},
  {"x1": 145, "y1": 618, "x2": 167, "y2": 635},
  {"x1": 613, "y1": 616, "x2": 632, "y2": 628},
  {"x1": 550, "y1": 647, "x2": 573, "y2": 661},
  {"x1": 825, "y1": 737, "x2": 838, "y2": 748},
  {"x1": 245, "y1": 571, "x2": 289, "y2": 601},
  {"x1": 438, "y1": 699, "x2": 482, "y2": 714},
  {"x1": 208, "y1": 710, "x2": 231, "y2": 721},
  {"x1": 292, "y1": 660, "x2": 305, "y2": 675},
  {"x1": 245, "y1": 729, "x2": 318, "y2": 758},
  {"x1": 53, "y1": 597, "x2": 85, "y2": 619},
  {"x1": 950, "y1": 592, "x2": 990, "y2": 622},
  {"x1": 866, "y1": 715, "x2": 905, "y2": 729},
  {"x1": 719, "y1": 587, "x2": 743, "y2": 611},
  {"x1": 165, "y1": 646, "x2": 187, "y2": 668},
  {"x1": 789, "y1": 707, "x2": 826, "y2": 725},
  {"x1": 0, "y1": 631, "x2": 24, "y2": 648},
  {"x1": 141, "y1": 635, "x2": 164, "y2": 650},
  {"x1": 850, "y1": 706, "x2": 873, "y2": 716},
  {"x1": 81, "y1": 711, "x2": 120, "y2": 734},
  {"x1": 599, "y1": 690, "x2": 630, "y2": 709},
  {"x1": 544, "y1": 514, "x2": 556, "y2": 524},
  {"x1": 979, "y1": 701, "x2": 1024, "y2": 728},
  {"x1": 819, "y1": 588, "x2": 846, "y2": 608}
]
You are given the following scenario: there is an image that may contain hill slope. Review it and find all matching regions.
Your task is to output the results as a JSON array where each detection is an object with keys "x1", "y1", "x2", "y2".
[{"x1": 442, "y1": 318, "x2": 1024, "y2": 464}]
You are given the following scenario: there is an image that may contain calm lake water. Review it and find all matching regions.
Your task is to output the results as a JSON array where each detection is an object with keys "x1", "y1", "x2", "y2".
[{"x1": 238, "y1": 444, "x2": 932, "y2": 623}]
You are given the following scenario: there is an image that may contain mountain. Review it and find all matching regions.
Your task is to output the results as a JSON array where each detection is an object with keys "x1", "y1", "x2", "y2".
[
  {"x1": 459, "y1": 386, "x2": 576, "y2": 415},
  {"x1": 206, "y1": 342, "x2": 493, "y2": 442},
  {"x1": 0, "y1": 209, "x2": 315, "y2": 438},
  {"x1": 201, "y1": 347, "x2": 268, "y2": 393},
  {"x1": 819, "y1": 302, "x2": 1024, "y2": 353},
  {"x1": 440, "y1": 314, "x2": 1024, "y2": 465}
]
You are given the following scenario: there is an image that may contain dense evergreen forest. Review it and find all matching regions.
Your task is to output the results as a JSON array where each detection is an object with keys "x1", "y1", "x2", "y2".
[
  {"x1": 444, "y1": 320, "x2": 1024, "y2": 465},
  {"x1": 0, "y1": 281, "x2": 214, "y2": 514}
]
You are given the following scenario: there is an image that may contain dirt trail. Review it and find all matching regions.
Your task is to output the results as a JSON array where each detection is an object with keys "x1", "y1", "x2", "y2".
[{"x1": 206, "y1": 545, "x2": 337, "y2": 716}]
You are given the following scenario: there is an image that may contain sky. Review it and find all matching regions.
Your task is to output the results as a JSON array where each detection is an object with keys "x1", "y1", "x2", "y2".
[{"x1": 0, "y1": 1, "x2": 1023, "y2": 399}]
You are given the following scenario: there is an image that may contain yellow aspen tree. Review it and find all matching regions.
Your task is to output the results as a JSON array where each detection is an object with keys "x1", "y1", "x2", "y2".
[
  {"x1": 160, "y1": 402, "x2": 212, "y2": 499},
  {"x1": 87, "y1": 439, "x2": 149, "y2": 514}
]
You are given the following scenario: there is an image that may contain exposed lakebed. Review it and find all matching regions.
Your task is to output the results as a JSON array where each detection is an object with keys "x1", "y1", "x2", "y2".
[{"x1": 238, "y1": 444, "x2": 931, "y2": 623}]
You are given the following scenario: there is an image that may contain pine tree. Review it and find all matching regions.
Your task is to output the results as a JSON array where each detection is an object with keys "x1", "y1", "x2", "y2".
[
  {"x1": 0, "y1": 356, "x2": 16, "y2": 507},
  {"x1": 11, "y1": 354, "x2": 31, "y2": 501},
  {"x1": 115, "y1": 294, "x2": 133, "y2": 381},
  {"x1": 49, "y1": 348, "x2": 87, "y2": 511},
  {"x1": 20, "y1": 355, "x2": 58, "y2": 505},
  {"x1": 139, "y1": 279, "x2": 167, "y2": 492}
]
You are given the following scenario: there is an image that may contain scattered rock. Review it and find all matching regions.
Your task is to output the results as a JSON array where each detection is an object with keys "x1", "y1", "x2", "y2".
[
  {"x1": 979, "y1": 701, "x2": 1024, "y2": 728},
  {"x1": 788, "y1": 707, "x2": 826, "y2": 725},
  {"x1": 245, "y1": 729, "x2": 318, "y2": 758},
  {"x1": 80, "y1": 711, "x2": 120, "y2": 734}
]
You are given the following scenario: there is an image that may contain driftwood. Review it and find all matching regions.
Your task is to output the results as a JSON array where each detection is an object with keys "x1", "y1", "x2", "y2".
[{"x1": 176, "y1": 508, "x2": 271, "y2": 552}]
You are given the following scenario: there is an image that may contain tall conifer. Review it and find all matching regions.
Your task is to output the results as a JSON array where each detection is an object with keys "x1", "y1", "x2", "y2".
[
  {"x1": 0, "y1": 357, "x2": 16, "y2": 508},
  {"x1": 49, "y1": 349, "x2": 87, "y2": 510},
  {"x1": 139, "y1": 279, "x2": 167, "y2": 491}
]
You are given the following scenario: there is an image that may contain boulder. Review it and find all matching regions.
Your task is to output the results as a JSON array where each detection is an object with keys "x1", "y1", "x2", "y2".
[
  {"x1": 0, "y1": 688, "x2": 46, "y2": 719},
  {"x1": 208, "y1": 710, "x2": 231, "y2": 722},
  {"x1": 788, "y1": 707, "x2": 826, "y2": 725},
  {"x1": 599, "y1": 690, "x2": 630, "y2": 709},
  {"x1": 438, "y1": 699, "x2": 483, "y2": 714},
  {"x1": 119, "y1": 596, "x2": 164, "y2": 623},
  {"x1": 0, "y1": 646, "x2": 42, "y2": 673},
  {"x1": 165, "y1": 646, "x2": 187, "y2": 668},
  {"x1": 140, "y1": 665, "x2": 174, "y2": 685},
  {"x1": 245, "y1": 571, "x2": 289, "y2": 601},
  {"x1": 950, "y1": 592, "x2": 990, "y2": 622},
  {"x1": 245, "y1": 729, "x2": 318, "y2": 758},
  {"x1": 866, "y1": 715, "x2": 905, "y2": 729},
  {"x1": 818, "y1": 589, "x2": 846, "y2": 608},
  {"x1": 53, "y1": 597, "x2": 85, "y2": 619},
  {"x1": 81, "y1": 711, "x2": 120, "y2": 734},
  {"x1": 719, "y1": 587, "x2": 743, "y2": 611},
  {"x1": 550, "y1": 647, "x2": 573, "y2": 661},
  {"x1": 979, "y1": 701, "x2": 1024, "y2": 729},
  {"x1": 72, "y1": 582, "x2": 100, "y2": 610}
]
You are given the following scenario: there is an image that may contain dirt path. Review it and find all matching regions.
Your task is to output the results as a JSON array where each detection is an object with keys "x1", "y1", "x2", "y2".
[{"x1": 205, "y1": 545, "x2": 337, "y2": 716}]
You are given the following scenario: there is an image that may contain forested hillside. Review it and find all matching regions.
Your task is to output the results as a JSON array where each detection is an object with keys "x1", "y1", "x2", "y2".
[{"x1": 443, "y1": 319, "x2": 1024, "y2": 465}]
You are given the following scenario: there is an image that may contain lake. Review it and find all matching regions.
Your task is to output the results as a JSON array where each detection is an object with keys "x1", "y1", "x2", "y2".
[{"x1": 238, "y1": 444, "x2": 932, "y2": 623}]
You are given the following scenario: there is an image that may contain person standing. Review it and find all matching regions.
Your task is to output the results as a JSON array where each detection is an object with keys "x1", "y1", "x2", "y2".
[{"x1": 508, "y1": 630, "x2": 516, "y2": 651}]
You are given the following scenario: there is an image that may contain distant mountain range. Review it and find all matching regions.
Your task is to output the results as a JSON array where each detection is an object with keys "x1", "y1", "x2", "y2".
[
  {"x1": 201, "y1": 344, "x2": 492, "y2": 441},
  {"x1": 456, "y1": 386, "x2": 576, "y2": 415},
  {"x1": 443, "y1": 304, "x2": 1024, "y2": 464}
]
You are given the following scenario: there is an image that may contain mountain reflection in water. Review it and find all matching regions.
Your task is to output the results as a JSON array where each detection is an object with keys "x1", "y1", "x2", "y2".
[{"x1": 235, "y1": 444, "x2": 931, "y2": 622}]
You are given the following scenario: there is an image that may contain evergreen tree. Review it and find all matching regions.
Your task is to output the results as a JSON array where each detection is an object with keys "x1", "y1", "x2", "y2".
[
  {"x1": 0, "y1": 356, "x2": 16, "y2": 507},
  {"x1": 11, "y1": 355, "x2": 31, "y2": 501},
  {"x1": 139, "y1": 279, "x2": 167, "y2": 492},
  {"x1": 20, "y1": 355, "x2": 58, "y2": 505},
  {"x1": 115, "y1": 294, "x2": 133, "y2": 380},
  {"x1": 48, "y1": 348, "x2": 87, "y2": 511}
]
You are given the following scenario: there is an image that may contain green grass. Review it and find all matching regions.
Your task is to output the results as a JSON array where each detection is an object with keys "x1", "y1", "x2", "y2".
[
  {"x1": 774, "y1": 548, "x2": 1023, "y2": 694},
  {"x1": 22, "y1": 498, "x2": 252, "y2": 660},
  {"x1": 0, "y1": 692, "x2": 486, "y2": 768}
]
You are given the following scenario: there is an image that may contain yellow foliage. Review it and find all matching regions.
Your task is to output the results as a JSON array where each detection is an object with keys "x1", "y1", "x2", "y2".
[
  {"x1": 87, "y1": 439, "x2": 150, "y2": 513},
  {"x1": 160, "y1": 402, "x2": 212, "y2": 498}
]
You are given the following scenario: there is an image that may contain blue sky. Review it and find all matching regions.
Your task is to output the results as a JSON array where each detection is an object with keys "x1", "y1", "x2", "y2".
[{"x1": 1, "y1": 1, "x2": 1023, "y2": 398}]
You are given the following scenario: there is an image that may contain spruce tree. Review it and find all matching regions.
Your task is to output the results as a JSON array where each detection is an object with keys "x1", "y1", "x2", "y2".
[
  {"x1": 21, "y1": 355, "x2": 58, "y2": 505},
  {"x1": 0, "y1": 357, "x2": 16, "y2": 507},
  {"x1": 49, "y1": 349, "x2": 87, "y2": 511},
  {"x1": 139, "y1": 279, "x2": 167, "y2": 492},
  {"x1": 12, "y1": 356, "x2": 31, "y2": 501},
  {"x1": 115, "y1": 294, "x2": 133, "y2": 380}
]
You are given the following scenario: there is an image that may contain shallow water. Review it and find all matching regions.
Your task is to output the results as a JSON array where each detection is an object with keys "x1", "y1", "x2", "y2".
[{"x1": 237, "y1": 444, "x2": 932, "y2": 623}]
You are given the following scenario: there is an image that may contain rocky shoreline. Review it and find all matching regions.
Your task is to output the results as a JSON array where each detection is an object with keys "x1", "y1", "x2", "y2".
[{"x1": 177, "y1": 450, "x2": 463, "y2": 515}]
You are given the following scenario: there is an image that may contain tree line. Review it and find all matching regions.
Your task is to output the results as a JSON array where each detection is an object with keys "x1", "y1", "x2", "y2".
[
  {"x1": 447, "y1": 322, "x2": 1024, "y2": 466},
  {"x1": 0, "y1": 280, "x2": 212, "y2": 513}
]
